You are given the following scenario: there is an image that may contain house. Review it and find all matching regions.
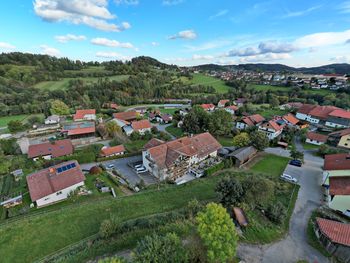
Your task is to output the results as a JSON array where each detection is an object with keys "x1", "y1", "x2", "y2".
[
  {"x1": 325, "y1": 109, "x2": 350, "y2": 128},
  {"x1": 258, "y1": 120, "x2": 284, "y2": 140},
  {"x1": 45, "y1": 115, "x2": 60, "y2": 125},
  {"x1": 61, "y1": 122, "x2": 96, "y2": 139},
  {"x1": 123, "y1": 119, "x2": 152, "y2": 136},
  {"x1": 296, "y1": 104, "x2": 340, "y2": 125},
  {"x1": 226, "y1": 146, "x2": 257, "y2": 167},
  {"x1": 279, "y1": 102, "x2": 303, "y2": 110},
  {"x1": 314, "y1": 218, "x2": 350, "y2": 261},
  {"x1": 236, "y1": 114, "x2": 265, "y2": 130},
  {"x1": 142, "y1": 133, "x2": 221, "y2": 181},
  {"x1": 225, "y1": 105, "x2": 238, "y2": 115},
  {"x1": 305, "y1": 132, "x2": 328, "y2": 145},
  {"x1": 28, "y1": 139, "x2": 74, "y2": 161},
  {"x1": 149, "y1": 113, "x2": 173, "y2": 124},
  {"x1": 200, "y1": 104, "x2": 215, "y2": 112},
  {"x1": 328, "y1": 128, "x2": 350, "y2": 149},
  {"x1": 100, "y1": 145, "x2": 125, "y2": 158},
  {"x1": 26, "y1": 160, "x2": 85, "y2": 207},
  {"x1": 73, "y1": 109, "x2": 96, "y2": 121},
  {"x1": 323, "y1": 153, "x2": 350, "y2": 216},
  {"x1": 103, "y1": 102, "x2": 119, "y2": 110},
  {"x1": 282, "y1": 113, "x2": 299, "y2": 127},
  {"x1": 113, "y1": 111, "x2": 139, "y2": 122},
  {"x1": 234, "y1": 98, "x2": 246, "y2": 107},
  {"x1": 218, "y1": 99, "x2": 229, "y2": 108}
]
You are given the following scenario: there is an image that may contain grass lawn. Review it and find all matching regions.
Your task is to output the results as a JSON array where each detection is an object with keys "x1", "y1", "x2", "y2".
[
  {"x1": 124, "y1": 139, "x2": 148, "y2": 153},
  {"x1": 159, "y1": 108, "x2": 178, "y2": 115},
  {"x1": 249, "y1": 84, "x2": 334, "y2": 96},
  {"x1": 250, "y1": 153, "x2": 290, "y2": 178},
  {"x1": 216, "y1": 136, "x2": 234, "y2": 147},
  {"x1": 256, "y1": 108, "x2": 288, "y2": 118},
  {"x1": 302, "y1": 143, "x2": 320, "y2": 150},
  {"x1": 0, "y1": 114, "x2": 28, "y2": 128},
  {"x1": 165, "y1": 125, "x2": 184, "y2": 138},
  {"x1": 188, "y1": 73, "x2": 230, "y2": 94},
  {"x1": 0, "y1": 176, "x2": 221, "y2": 263}
]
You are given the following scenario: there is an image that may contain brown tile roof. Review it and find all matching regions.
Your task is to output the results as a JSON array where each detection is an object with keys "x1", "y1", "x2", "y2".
[
  {"x1": 329, "y1": 128, "x2": 350, "y2": 137},
  {"x1": 131, "y1": 120, "x2": 152, "y2": 131},
  {"x1": 261, "y1": 120, "x2": 284, "y2": 131},
  {"x1": 242, "y1": 114, "x2": 265, "y2": 126},
  {"x1": 329, "y1": 109, "x2": 350, "y2": 120},
  {"x1": 306, "y1": 132, "x2": 328, "y2": 143},
  {"x1": 26, "y1": 160, "x2": 85, "y2": 202},
  {"x1": 67, "y1": 126, "x2": 96, "y2": 136},
  {"x1": 298, "y1": 104, "x2": 317, "y2": 114},
  {"x1": 73, "y1": 109, "x2": 96, "y2": 121},
  {"x1": 329, "y1": 176, "x2": 350, "y2": 195},
  {"x1": 316, "y1": 218, "x2": 350, "y2": 246},
  {"x1": 218, "y1": 100, "x2": 229, "y2": 106},
  {"x1": 146, "y1": 132, "x2": 221, "y2": 169},
  {"x1": 309, "y1": 106, "x2": 340, "y2": 120},
  {"x1": 201, "y1": 104, "x2": 215, "y2": 110},
  {"x1": 283, "y1": 113, "x2": 299, "y2": 125},
  {"x1": 143, "y1": 138, "x2": 165, "y2": 150},
  {"x1": 100, "y1": 145, "x2": 125, "y2": 157},
  {"x1": 28, "y1": 139, "x2": 74, "y2": 158},
  {"x1": 324, "y1": 153, "x2": 350, "y2": 171},
  {"x1": 113, "y1": 111, "x2": 139, "y2": 121},
  {"x1": 225, "y1": 105, "x2": 238, "y2": 111}
]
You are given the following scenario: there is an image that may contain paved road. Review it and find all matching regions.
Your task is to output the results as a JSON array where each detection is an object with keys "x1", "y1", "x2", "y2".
[
  {"x1": 154, "y1": 123, "x2": 175, "y2": 139},
  {"x1": 239, "y1": 142, "x2": 328, "y2": 263}
]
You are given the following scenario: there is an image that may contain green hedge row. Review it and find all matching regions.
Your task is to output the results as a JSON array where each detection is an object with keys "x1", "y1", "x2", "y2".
[
  {"x1": 96, "y1": 152, "x2": 141, "y2": 162},
  {"x1": 204, "y1": 162, "x2": 224, "y2": 176}
]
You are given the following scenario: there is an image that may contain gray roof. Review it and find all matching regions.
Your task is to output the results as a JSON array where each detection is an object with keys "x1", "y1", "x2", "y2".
[{"x1": 228, "y1": 146, "x2": 257, "y2": 162}]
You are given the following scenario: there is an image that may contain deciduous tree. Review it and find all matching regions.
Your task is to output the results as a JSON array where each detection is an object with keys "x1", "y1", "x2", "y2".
[
  {"x1": 232, "y1": 132, "x2": 250, "y2": 147},
  {"x1": 50, "y1": 100, "x2": 70, "y2": 115},
  {"x1": 215, "y1": 176, "x2": 244, "y2": 207}
]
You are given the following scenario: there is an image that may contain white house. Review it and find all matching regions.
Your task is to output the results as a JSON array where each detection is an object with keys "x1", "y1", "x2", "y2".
[
  {"x1": 225, "y1": 105, "x2": 238, "y2": 115},
  {"x1": 73, "y1": 109, "x2": 96, "y2": 122},
  {"x1": 236, "y1": 114, "x2": 265, "y2": 130},
  {"x1": 305, "y1": 132, "x2": 328, "y2": 145},
  {"x1": 258, "y1": 120, "x2": 284, "y2": 140},
  {"x1": 26, "y1": 161, "x2": 85, "y2": 207},
  {"x1": 123, "y1": 119, "x2": 152, "y2": 136},
  {"x1": 45, "y1": 115, "x2": 60, "y2": 125}
]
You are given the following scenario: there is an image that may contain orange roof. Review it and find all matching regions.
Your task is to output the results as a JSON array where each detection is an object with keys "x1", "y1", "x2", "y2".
[
  {"x1": 131, "y1": 120, "x2": 152, "y2": 131},
  {"x1": 309, "y1": 105, "x2": 340, "y2": 120},
  {"x1": 329, "y1": 109, "x2": 350, "y2": 120},
  {"x1": 298, "y1": 104, "x2": 317, "y2": 114},
  {"x1": 283, "y1": 113, "x2": 299, "y2": 125},
  {"x1": 324, "y1": 153, "x2": 350, "y2": 170},
  {"x1": 261, "y1": 120, "x2": 284, "y2": 131},
  {"x1": 201, "y1": 104, "x2": 215, "y2": 110},
  {"x1": 306, "y1": 132, "x2": 328, "y2": 143},
  {"x1": 73, "y1": 109, "x2": 96, "y2": 121},
  {"x1": 241, "y1": 114, "x2": 265, "y2": 126},
  {"x1": 225, "y1": 105, "x2": 238, "y2": 111},
  {"x1": 218, "y1": 100, "x2": 229, "y2": 106},
  {"x1": 28, "y1": 139, "x2": 73, "y2": 158},
  {"x1": 329, "y1": 176, "x2": 350, "y2": 196},
  {"x1": 67, "y1": 126, "x2": 95, "y2": 136},
  {"x1": 100, "y1": 145, "x2": 125, "y2": 157},
  {"x1": 113, "y1": 111, "x2": 139, "y2": 121},
  {"x1": 316, "y1": 218, "x2": 350, "y2": 246}
]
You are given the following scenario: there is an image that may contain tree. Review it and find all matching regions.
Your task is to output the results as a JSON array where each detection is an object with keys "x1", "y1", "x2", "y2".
[
  {"x1": 182, "y1": 105, "x2": 210, "y2": 134},
  {"x1": 242, "y1": 174, "x2": 275, "y2": 208},
  {"x1": 27, "y1": 115, "x2": 43, "y2": 126},
  {"x1": 290, "y1": 146, "x2": 304, "y2": 161},
  {"x1": 50, "y1": 99, "x2": 70, "y2": 115},
  {"x1": 232, "y1": 132, "x2": 250, "y2": 147},
  {"x1": 99, "y1": 219, "x2": 117, "y2": 239},
  {"x1": 105, "y1": 121, "x2": 121, "y2": 138},
  {"x1": 7, "y1": 120, "x2": 24, "y2": 133},
  {"x1": 249, "y1": 131, "x2": 269, "y2": 151},
  {"x1": 133, "y1": 233, "x2": 188, "y2": 263},
  {"x1": 196, "y1": 203, "x2": 238, "y2": 263},
  {"x1": 266, "y1": 201, "x2": 287, "y2": 224},
  {"x1": 208, "y1": 109, "x2": 232, "y2": 136},
  {"x1": 215, "y1": 176, "x2": 244, "y2": 207}
]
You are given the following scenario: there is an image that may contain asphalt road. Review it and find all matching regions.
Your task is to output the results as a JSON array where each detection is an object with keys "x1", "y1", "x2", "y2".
[{"x1": 238, "y1": 142, "x2": 328, "y2": 263}]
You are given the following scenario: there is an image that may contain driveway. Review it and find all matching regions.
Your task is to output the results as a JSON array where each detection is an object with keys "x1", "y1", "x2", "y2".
[
  {"x1": 154, "y1": 123, "x2": 175, "y2": 139},
  {"x1": 239, "y1": 141, "x2": 328, "y2": 263}
]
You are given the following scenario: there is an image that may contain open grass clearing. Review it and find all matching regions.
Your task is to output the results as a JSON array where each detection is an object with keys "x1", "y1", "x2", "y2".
[
  {"x1": 250, "y1": 153, "x2": 290, "y2": 178},
  {"x1": 165, "y1": 125, "x2": 184, "y2": 138},
  {"x1": 182, "y1": 73, "x2": 231, "y2": 94}
]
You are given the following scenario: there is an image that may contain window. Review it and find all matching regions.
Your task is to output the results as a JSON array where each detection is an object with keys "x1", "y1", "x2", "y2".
[{"x1": 56, "y1": 191, "x2": 62, "y2": 196}]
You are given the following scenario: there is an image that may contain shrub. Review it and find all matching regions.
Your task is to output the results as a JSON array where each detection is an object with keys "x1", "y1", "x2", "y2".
[
  {"x1": 266, "y1": 201, "x2": 287, "y2": 224},
  {"x1": 215, "y1": 176, "x2": 244, "y2": 207},
  {"x1": 204, "y1": 162, "x2": 224, "y2": 176},
  {"x1": 99, "y1": 219, "x2": 117, "y2": 239}
]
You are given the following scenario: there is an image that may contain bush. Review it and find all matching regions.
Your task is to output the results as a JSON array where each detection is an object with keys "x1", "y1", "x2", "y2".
[
  {"x1": 99, "y1": 219, "x2": 117, "y2": 239},
  {"x1": 98, "y1": 257, "x2": 126, "y2": 263},
  {"x1": 204, "y1": 162, "x2": 224, "y2": 176},
  {"x1": 266, "y1": 201, "x2": 287, "y2": 224},
  {"x1": 215, "y1": 176, "x2": 244, "y2": 207}
]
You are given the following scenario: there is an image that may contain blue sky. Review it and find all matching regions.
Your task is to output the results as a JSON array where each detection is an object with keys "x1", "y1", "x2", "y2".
[{"x1": 0, "y1": 0, "x2": 349, "y2": 66}]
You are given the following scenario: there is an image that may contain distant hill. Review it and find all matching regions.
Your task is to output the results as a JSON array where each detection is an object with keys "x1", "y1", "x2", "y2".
[{"x1": 193, "y1": 63, "x2": 350, "y2": 75}]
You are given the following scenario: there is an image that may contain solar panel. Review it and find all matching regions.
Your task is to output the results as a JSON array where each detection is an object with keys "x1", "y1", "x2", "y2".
[
  {"x1": 56, "y1": 162, "x2": 77, "y2": 174},
  {"x1": 66, "y1": 164, "x2": 72, "y2": 169},
  {"x1": 57, "y1": 168, "x2": 63, "y2": 173},
  {"x1": 71, "y1": 163, "x2": 76, "y2": 168},
  {"x1": 62, "y1": 166, "x2": 67, "y2": 171}
]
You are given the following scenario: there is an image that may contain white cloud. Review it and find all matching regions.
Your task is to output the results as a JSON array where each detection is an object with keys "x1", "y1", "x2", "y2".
[
  {"x1": 192, "y1": 54, "x2": 214, "y2": 60},
  {"x1": 151, "y1": 42, "x2": 159, "y2": 46},
  {"x1": 40, "y1": 45, "x2": 60, "y2": 56},
  {"x1": 329, "y1": 56, "x2": 350, "y2": 63},
  {"x1": 294, "y1": 29, "x2": 350, "y2": 48},
  {"x1": 162, "y1": 0, "x2": 184, "y2": 6},
  {"x1": 0, "y1": 42, "x2": 16, "y2": 50},
  {"x1": 95, "y1": 51, "x2": 131, "y2": 60},
  {"x1": 33, "y1": 0, "x2": 131, "y2": 32},
  {"x1": 184, "y1": 39, "x2": 232, "y2": 52},
  {"x1": 168, "y1": 29, "x2": 197, "y2": 40},
  {"x1": 114, "y1": 0, "x2": 139, "y2": 5},
  {"x1": 209, "y1": 9, "x2": 228, "y2": 20},
  {"x1": 282, "y1": 5, "x2": 322, "y2": 18},
  {"x1": 91, "y1": 37, "x2": 134, "y2": 48},
  {"x1": 55, "y1": 34, "x2": 86, "y2": 43},
  {"x1": 238, "y1": 53, "x2": 292, "y2": 63},
  {"x1": 228, "y1": 41, "x2": 296, "y2": 57}
]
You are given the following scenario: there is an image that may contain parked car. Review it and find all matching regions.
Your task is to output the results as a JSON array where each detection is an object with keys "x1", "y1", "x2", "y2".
[
  {"x1": 134, "y1": 164, "x2": 143, "y2": 169},
  {"x1": 107, "y1": 164, "x2": 115, "y2": 169},
  {"x1": 289, "y1": 159, "x2": 302, "y2": 167},
  {"x1": 136, "y1": 167, "x2": 147, "y2": 174},
  {"x1": 280, "y1": 173, "x2": 298, "y2": 183}
]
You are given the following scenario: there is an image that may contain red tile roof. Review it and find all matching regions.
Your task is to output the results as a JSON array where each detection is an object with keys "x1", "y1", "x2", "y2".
[
  {"x1": 100, "y1": 145, "x2": 125, "y2": 157},
  {"x1": 218, "y1": 100, "x2": 229, "y2": 106},
  {"x1": 329, "y1": 176, "x2": 350, "y2": 196},
  {"x1": 329, "y1": 109, "x2": 350, "y2": 120},
  {"x1": 28, "y1": 139, "x2": 73, "y2": 158},
  {"x1": 113, "y1": 111, "x2": 139, "y2": 121},
  {"x1": 131, "y1": 119, "x2": 152, "y2": 131},
  {"x1": 324, "y1": 153, "x2": 350, "y2": 170},
  {"x1": 329, "y1": 128, "x2": 350, "y2": 137},
  {"x1": 309, "y1": 106, "x2": 340, "y2": 120},
  {"x1": 67, "y1": 126, "x2": 96, "y2": 136},
  {"x1": 143, "y1": 138, "x2": 165, "y2": 150},
  {"x1": 316, "y1": 218, "x2": 350, "y2": 246},
  {"x1": 260, "y1": 120, "x2": 284, "y2": 131},
  {"x1": 306, "y1": 132, "x2": 328, "y2": 143},
  {"x1": 283, "y1": 113, "x2": 299, "y2": 125},
  {"x1": 146, "y1": 132, "x2": 221, "y2": 169},
  {"x1": 225, "y1": 105, "x2": 238, "y2": 111},
  {"x1": 241, "y1": 114, "x2": 265, "y2": 126},
  {"x1": 26, "y1": 160, "x2": 85, "y2": 202},
  {"x1": 298, "y1": 104, "x2": 317, "y2": 114},
  {"x1": 73, "y1": 109, "x2": 96, "y2": 121},
  {"x1": 201, "y1": 104, "x2": 215, "y2": 110}
]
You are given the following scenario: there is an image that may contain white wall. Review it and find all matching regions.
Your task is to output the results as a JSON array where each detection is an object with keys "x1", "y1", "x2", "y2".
[
  {"x1": 36, "y1": 181, "x2": 84, "y2": 207},
  {"x1": 33, "y1": 155, "x2": 52, "y2": 161},
  {"x1": 305, "y1": 138, "x2": 324, "y2": 145},
  {"x1": 236, "y1": 122, "x2": 247, "y2": 130},
  {"x1": 325, "y1": 121, "x2": 349, "y2": 129}
]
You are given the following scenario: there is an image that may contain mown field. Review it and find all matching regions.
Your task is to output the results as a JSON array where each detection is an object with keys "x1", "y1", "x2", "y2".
[
  {"x1": 34, "y1": 75, "x2": 130, "y2": 91},
  {"x1": 249, "y1": 84, "x2": 334, "y2": 96},
  {"x1": 0, "y1": 114, "x2": 44, "y2": 128},
  {"x1": 180, "y1": 73, "x2": 231, "y2": 94}
]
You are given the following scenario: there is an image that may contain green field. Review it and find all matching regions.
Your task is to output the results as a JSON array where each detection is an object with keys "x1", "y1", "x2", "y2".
[
  {"x1": 34, "y1": 75, "x2": 130, "y2": 91},
  {"x1": 0, "y1": 115, "x2": 29, "y2": 128},
  {"x1": 165, "y1": 126, "x2": 184, "y2": 138},
  {"x1": 187, "y1": 73, "x2": 231, "y2": 94},
  {"x1": 216, "y1": 136, "x2": 234, "y2": 147},
  {"x1": 249, "y1": 84, "x2": 334, "y2": 96},
  {"x1": 250, "y1": 154, "x2": 290, "y2": 177},
  {"x1": 256, "y1": 108, "x2": 289, "y2": 118}
]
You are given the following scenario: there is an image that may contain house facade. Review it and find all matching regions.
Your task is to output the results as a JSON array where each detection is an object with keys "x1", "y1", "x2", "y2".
[
  {"x1": 306, "y1": 132, "x2": 328, "y2": 145},
  {"x1": 28, "y1": 139, "x2": 74, "y2": 161},
  {"x1": 142, "y1": 133, "x2": 221, "y2": 181},
  {"x1": 236, "y1": 114, "x2": 265, "y2": 130},
  {"x1": 26, "y1": 161, "x2": 85, "y2": 207},
  {"x1": 325, "y1": 110, "x2": 350, "y2": 128},
  {"x1": 328, "y1": 128, "x2": 350, "y2": 149},
  {"x1": 224, "y1": 105, "x2": 238, "y2": 115},
  {"x1": 258, "y1": 120, "x2": 284, "y2": 140},
  {"x1": 73, "y1": 109, "x2": 96, "y2": 122}
]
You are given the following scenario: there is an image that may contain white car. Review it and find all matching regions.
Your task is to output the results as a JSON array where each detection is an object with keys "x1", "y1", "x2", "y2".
[
  {"x1": 136, "y1": 167, "x2": 147, "y2": 174},
  {"x1": 107, "y1": 164, "x2": 114, "y2": 169},
  {"x1": 280, "y1": 174, "x2": 298, "y2": 184},
  {"x1": 134, "y1": 164, "x2": 143, "y2": 169}
]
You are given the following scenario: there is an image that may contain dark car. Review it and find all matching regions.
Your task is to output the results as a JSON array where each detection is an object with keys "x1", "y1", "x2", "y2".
[{"x1": 289, "y1": 159, "x2": 302, "y2": 167}]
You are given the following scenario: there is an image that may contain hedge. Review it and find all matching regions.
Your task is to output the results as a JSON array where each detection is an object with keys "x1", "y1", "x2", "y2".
[
  {"x1": 96, "y1": 152, "x2": 141, "y2": 162},
  {"x1": 204, "y1": 162, "x2": 224, "y2": 176}
]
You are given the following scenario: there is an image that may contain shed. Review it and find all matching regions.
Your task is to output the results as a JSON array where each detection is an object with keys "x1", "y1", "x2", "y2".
[
  {"x1": 228, "y1": 146, "x2": 257, "y2": 167},
  {"x1": 233, "y1": 207, "x2": 248, "y2": 227}
]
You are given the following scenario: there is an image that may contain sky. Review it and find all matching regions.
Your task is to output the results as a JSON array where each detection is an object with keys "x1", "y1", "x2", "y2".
[{"x1": 0, "y1": 0, "x2": 350, "y2": 67}]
